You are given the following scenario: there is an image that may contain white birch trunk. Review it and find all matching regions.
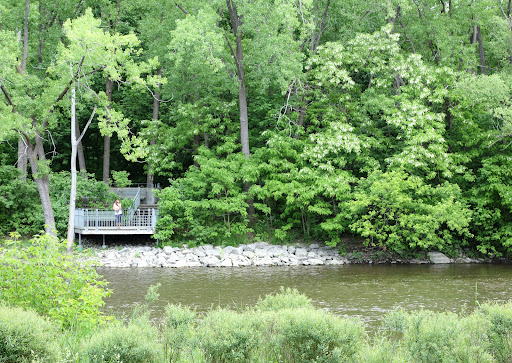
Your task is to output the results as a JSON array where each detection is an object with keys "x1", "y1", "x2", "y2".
[{"x1": 67, "y1": 85, "x2": 77, "y2": 252}]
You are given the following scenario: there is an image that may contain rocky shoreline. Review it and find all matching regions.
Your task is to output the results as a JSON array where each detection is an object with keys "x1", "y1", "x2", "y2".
[{"x1": 86, "y1": 242, "x2": 488, "y2": 268}]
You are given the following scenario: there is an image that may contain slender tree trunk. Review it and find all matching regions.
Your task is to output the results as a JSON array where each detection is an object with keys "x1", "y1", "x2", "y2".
[
  {"x1": 226, "y1": 0, "x2": 255, "y2": 221},
  {"x1": 17, "y1": 138, "x2": 27, "y2": 181},
  {"x1": 38, "y1": 0, "x2": 43, "y2": 65},
  {"x1": 470, "y1": 25, "x2": 478, "y2": 75},
  {"x1": 103, "y1": 77, "x2": 113, "y2": 183},
  {"x1": 146, "y1": 68, "x2": 162, "y2": 203},
  {"x1": 67, "y1": 86, "x2": 96, "y2": 251},
  {"x1": 21, "y1": 0, "x2": 29, "y2": 72},
  {"x1": 17, "y1": 0, "x2": 30, "y2": 179},
  {"x1": 26, "y1": 136, "x2": 56, "y2": 236},
  {"x1": 476, "y1": 25, "x2": 486, "y2": 75},
  {"x1": 67, "y1": 86, "x2": 78, "y2": 250},
  {"x1": 226, "y1": 0, "x2": 250, "y2": 158},
  {"x1": 75, "y1": 117, "x2": 87, "y2": 177},
  {"x1": 238, "y1": 80, "x2": 249, "y2": 157}
]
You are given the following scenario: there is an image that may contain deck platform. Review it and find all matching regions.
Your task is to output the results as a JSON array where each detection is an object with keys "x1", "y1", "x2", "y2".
[
  {"x1": 74, "y1": 202, "x2": 158, "y2": 247},
  {"x1": 74, "y1": 226, "x2": 156, "y2": 235}
]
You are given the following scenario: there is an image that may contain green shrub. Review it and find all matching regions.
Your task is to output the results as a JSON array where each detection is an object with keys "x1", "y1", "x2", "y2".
[
  {"x1": 479, "y1": 302, "x2": 512, "y2": 362},
  {"x1": 267, "y1": 308, "x2": 367, "y2": 362},
  {"x1": 49, "y1": 171, "x2": 118, "y2": 235},
  {"x1": 0, "y1": 165, "x2": 43, "y2": 236},
  {"x1": 254, "y1": 287, "x2": 312, "y2": 312},
  {"x1": 384, "y1": 308, "x2": 494, "y2": 363},
  {"x1": 163, "y1": 304, "x2": 197, "y2": 361},
  {"x1": 111, "y1": 170, "x2": 131, "y2": 187},
  {"x1": 155, "y1": 147, "x2": 253, "y2": 246},
  {"x1": 0, "y1": 234, "x2": 111, "y2": 332},
  {"x1": 0, "y1": 305, "x2": 61, "y2": 363},
  {"x1": 343, "y1": 170, "x2": 472, "y2": 253},
  {"x1": 355, "y1": 338, "x2": 411, "y2": 363},
  {"x1": 198, "y1": 308, "x2": 260, "y2": 362},
  {"x1": 79, "y1": 318, "x2": 163, "y2": 363}
]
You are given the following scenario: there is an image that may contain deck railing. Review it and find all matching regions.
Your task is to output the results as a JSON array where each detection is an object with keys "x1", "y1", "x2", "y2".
[{"x1": 74, "y1": 207, "x2": 158, "y2": 232}]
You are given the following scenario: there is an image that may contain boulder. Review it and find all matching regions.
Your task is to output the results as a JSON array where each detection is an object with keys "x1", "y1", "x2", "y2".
[
  {"x1": 294, "y1": 248, "x2": 308, "y2": 259},
  {"x1": 428, "y1": 252, "x2": 451, "y2": 264}
]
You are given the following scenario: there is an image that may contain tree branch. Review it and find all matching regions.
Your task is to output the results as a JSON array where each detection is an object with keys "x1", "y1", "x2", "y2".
[
  {"x1": 77, "y1": 106, "x2": 97, "y2": 144},
  {"x1": 175, "y1": 3, "x2": 189, "y2": 15},
  {"x1": 1, "y1": 85, "x2": 16, "y2": 112}
]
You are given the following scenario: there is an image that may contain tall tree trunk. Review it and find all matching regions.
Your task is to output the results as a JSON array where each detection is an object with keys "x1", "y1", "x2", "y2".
[
  {"x1": 146, "y1": 68, "x2": 162, "y2": 203},
  {"x1": 476, "y1": 25, "x2": 486, "y2": 75},
  {"x1": 26, "y1": 134, "x2": 56, "y2": 237},
  {"x1": 17, "y1": 138, "x2": 27, "y2": 181},
  {"x1": 21, "y1": 0, "x2": 29, "y2": 72},
  {"x1": 67, "y1": 85, "x2": 96, "y2": 251},
  {"x1": 67, "y1": 86, "x2": 78, "y2": 250},
  {"x1": 75, "y1": 116, "x2": 87, "y2": 177},
  {"x1": 226, "y1": 0, "x2": 254, "y2": 220},
  {"x1": 470, "y1": 25, "x2": 478, "y2": 75},
  {"x1": 226, "y1": 0, "x2": 250, "y2": 158},
  {"x1": 103, "y1": 77, "x2": 113, "y2": 183},
  {"x1": 17, "y1": 0, "x2": 30, "y2": 179}
]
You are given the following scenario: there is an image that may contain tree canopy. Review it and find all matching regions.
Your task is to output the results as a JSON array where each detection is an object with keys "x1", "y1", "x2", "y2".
[{"x1": 2, "y1": 0, "x2": 512, "y2": 256}]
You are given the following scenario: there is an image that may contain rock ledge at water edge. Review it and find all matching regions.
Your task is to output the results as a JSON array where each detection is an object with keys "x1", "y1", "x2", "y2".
[{"x1": 88, "y1": 243, "x2": 481, "y2": 268}]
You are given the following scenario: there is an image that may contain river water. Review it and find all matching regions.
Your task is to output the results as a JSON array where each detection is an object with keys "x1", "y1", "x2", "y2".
[{"x1": 97, "y1": 264, "x2": 512, "y2": 329}]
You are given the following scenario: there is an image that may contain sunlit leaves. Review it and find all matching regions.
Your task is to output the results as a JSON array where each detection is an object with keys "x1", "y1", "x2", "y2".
[{"x1": 345, "y1": 170, "x2": 472, "y2": 252}]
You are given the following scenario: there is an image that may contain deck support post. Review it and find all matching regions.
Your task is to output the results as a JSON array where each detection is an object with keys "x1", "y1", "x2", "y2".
[
  {"x1": 102, "y1": 234, "x2": 106, "y2": 249},
  {"x1": 78, "y1": 233, "x2": 82, "y2": 248}
]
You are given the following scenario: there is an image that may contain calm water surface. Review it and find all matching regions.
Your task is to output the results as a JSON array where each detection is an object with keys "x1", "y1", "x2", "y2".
[{"x1": 97, "y1": 264, "x2": 512, "y2": 328}]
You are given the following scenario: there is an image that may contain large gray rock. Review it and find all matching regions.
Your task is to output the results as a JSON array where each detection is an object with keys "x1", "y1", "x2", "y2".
[
  {"x1": 255, "y1": 249, "x2": 269, "y2": 258},
  {"x1": 170, "y1": 260, "x2": 189, "y2": 268},
  {"x1": 243, "y1": 251, "x2": 256, "y2": 259},
  {"x1": 220, "y1": 258, "x2": 233, "y2": 267},
  {"x1": 305, "y1": 259, "x2": 324, "y2": 266},
  {"x1": 223, "y1": 246, "x2": 241, "y2": 255},
  {"x1": 187, "y1": 261, "x2": 202, "y2": 267},
  {"x1": 428, "y1": 252, "x2": 451, "y2": 264},
  {"x1": 325, "y1": 259, "x2": 344, "y2": 265},
  {"x1": 295, "y1": 248, "x2": 308, "y2": 259},
  {"x1": 204, "y1": 256, "x2": 221, "y2": 267},
  {"x1": 137, "y1": 260, "x2": 149, "y2": 267},
  {"x1": 255, "y1": 257, "x2": 273, "y2": 266},
  {"x1": 205, "y1": 249, "x2": 221, "y2": 257}
]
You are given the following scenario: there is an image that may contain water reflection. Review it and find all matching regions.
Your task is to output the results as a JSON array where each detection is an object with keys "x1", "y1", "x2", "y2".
[{"x1": 97, "y1": 264, "x2": 512, "y2": 328}]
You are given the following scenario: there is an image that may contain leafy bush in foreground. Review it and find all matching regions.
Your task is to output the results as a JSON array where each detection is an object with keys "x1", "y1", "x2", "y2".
[
  {"x1": 79, "y1": 318, "x2": 163, "y2": 363},
  {"x1": 163, "y1": 304, "x2": 197, "y2": 362},
  {"x1": 254, "y1": 286, "x2": 313, "y2": 311},
  {"x1": 384, "y1": 307, "x2": 494, "y2": 362},
  {"x1": 479, "y1": 302, "x2": 512, "y2": 362},
  {"x1": 0, "y1": 305, "x2": 61, "y2": 363},
  {"x1": 0, "y1": 165, "x2": 43, "y2": 236},
  {"x1": 2, "y1": 284, "x2": 512, "y2": 362},
  {"x1": 198, "y1": 308, "x2": 261, "y2": 363},
  {"x1": 0, "y1": 234, "x2": 111, "y2": 332},
  {"x1": 265, "y1": 308, "x2": 367, "y2": 363}
]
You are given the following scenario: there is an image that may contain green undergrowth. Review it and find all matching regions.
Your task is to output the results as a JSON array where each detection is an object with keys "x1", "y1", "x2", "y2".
[{"x1": 1, "y1": 284, "x2": 512, "y2": 362}]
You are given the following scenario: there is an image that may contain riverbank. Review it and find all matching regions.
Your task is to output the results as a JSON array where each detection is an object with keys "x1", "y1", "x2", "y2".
[{"x1": 84, "y1": 241, "x2": 491, "y2": 268}]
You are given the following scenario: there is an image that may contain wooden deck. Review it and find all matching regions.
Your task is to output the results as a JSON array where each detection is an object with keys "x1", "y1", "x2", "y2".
[
  {"x1": 74, "y1": 205, "x2": 158, "y2": 247},
  {"x1": 73, "y1": 226, "x2": 156, "y2": 235}
]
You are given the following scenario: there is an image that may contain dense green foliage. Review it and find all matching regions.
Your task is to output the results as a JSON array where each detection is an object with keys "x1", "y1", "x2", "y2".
[
  {"x1": 79, "y1": 318, "x2": 162, "y2": 363},
  {"x1": 2, "y1": 0, "x2": 512, "y2": 256},
  {"x1": 0, "y1": 305, "x2": 61, "y2": 363},
  {"x1": 0, "y1": 166, "x2": 43, "y2": 236},
  {"x1": 0, "y1": 234, "x2": 111, "y2": 331},
  {"x1": 1, "y1": 288, "x2": 512, "y2": 362}
]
